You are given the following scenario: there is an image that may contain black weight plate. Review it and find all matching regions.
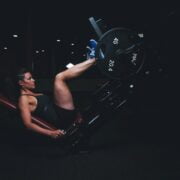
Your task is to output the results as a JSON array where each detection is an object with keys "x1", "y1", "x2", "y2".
[{"x1": 95, "y1": 27, "x2": 145, "y2": 79}]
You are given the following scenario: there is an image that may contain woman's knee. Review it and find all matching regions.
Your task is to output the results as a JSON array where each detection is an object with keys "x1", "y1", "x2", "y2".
[
  {"x1": 54, "y1": 72, "x2": 65, "y2": 88},
  {"x1": 55, "y1": 72, "x2": 66, "y2": 82}
]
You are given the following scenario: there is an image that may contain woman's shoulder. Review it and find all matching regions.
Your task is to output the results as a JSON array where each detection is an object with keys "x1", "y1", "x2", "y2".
[
  {"x1": 18, "y1": 93, "x2": 35, "y2": 103},
  {"x1": 18, "y1": 95, "x2": 29, "y2": 108}
]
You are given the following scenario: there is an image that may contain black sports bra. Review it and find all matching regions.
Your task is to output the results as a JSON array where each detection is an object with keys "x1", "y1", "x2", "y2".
[{"x1": 33, "y1": 95, "x2": 51, "y2": 114}]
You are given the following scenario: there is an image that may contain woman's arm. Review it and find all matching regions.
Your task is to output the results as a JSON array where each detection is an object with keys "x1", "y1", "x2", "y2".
[{"x1": 18, "y1": 96, "x2": 64, "y2": 138}]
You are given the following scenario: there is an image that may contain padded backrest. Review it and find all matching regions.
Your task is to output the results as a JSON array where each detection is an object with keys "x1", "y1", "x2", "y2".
[{"x1": 0, "y1": 94, "x2": 57, "y2": 130}]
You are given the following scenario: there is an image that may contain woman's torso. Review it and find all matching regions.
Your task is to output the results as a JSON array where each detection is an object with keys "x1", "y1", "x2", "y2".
[{"x1": 21, "y1": 93, "x2": 62, "y2": 127}]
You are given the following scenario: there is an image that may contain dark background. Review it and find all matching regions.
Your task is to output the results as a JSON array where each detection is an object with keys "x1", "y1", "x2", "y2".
[
  {"x1": 0, "y1": 1, "x2": 177, "y2": 77},
  {"x1": 0, "y1": 1, "x2": 179, "y2": 179}
]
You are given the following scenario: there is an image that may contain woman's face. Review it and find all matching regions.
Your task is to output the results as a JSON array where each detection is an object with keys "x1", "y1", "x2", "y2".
[{"x1": 19, "y1": 72, "x2": 35, "y2": 89}]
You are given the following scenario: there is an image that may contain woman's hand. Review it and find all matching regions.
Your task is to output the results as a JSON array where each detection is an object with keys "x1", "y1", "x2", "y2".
[{"x1": 50, "y1": 129, "x2": 65, "y2": 139}]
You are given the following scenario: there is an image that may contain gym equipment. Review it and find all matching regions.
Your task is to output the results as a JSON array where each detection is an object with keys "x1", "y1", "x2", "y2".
[
  {"x1": 0, "y1": 93, "x2": 86, "y2": 149},
  {"x1": 89, "y1": 17, "x2": 145, "y2": 80},
  {"x1": 0, "y1": 17, "x2": 146, "y2": 152}
]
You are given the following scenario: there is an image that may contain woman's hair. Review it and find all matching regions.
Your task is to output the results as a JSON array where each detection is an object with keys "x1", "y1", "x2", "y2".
[
  {"x1": 16, "y1": 67, "x2": 31, "y2": 81},
  {"x1": 0, "y1": 67, "x2": 31, "y2": 102},
  {"x1": 14, "y1": 67, "x2": 31, "y2": 98}
]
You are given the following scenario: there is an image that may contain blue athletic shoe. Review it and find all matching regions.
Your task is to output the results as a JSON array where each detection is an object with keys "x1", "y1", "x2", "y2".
[
  {"x1": 86, "y1": 39, "x2": 97, "y2": 59},
  {"x1": 86, "y1": 39, "x2": 105, "y2": 60}
]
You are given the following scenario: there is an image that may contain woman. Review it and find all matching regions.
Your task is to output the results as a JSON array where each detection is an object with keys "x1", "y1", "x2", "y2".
[{"x1": 17, "y1": 58, "x2": 96, "y2": 139}]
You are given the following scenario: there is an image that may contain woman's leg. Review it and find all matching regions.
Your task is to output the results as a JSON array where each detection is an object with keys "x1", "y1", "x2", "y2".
[{"x1": 54, "y1": 59, "x2": 96, "y2": 110}]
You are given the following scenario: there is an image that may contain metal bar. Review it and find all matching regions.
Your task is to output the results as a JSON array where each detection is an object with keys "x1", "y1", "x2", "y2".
[{"x1": 89, "y1": 17, "x2": 103, "y2": 38}]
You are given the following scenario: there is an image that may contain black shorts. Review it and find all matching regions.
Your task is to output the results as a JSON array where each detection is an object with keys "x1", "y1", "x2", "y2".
[{"x1": 53, "y1": 104, "x2": 77, "y2": 129}]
